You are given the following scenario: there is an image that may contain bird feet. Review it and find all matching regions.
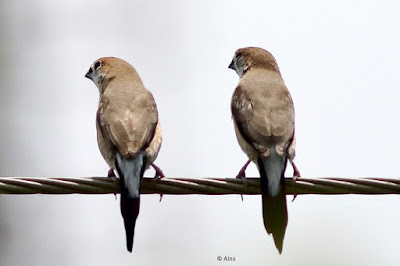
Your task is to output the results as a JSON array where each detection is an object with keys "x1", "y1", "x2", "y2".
[
  {"x1": 151, "y1": 163, "x2": 165, "y2": 202},
  {"x1": 151, "y1": 163, "x2": 165, "y2": 180},
  {"x1": 107, "y1": 168, "x2": 116, "y2": 178},
  {"x1": 107, "y1": 169, "x2": 118, "y2": 200},
  {"x1": 290, "y1": 160, "x2": 301, "y2": 202},
  {"x1": 236, "y1": 160, "x2": 251, "y2": 201}
]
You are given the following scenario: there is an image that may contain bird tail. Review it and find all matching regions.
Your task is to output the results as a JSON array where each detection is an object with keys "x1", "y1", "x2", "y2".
[
  {"x1": 257, "y1": 148, "x2": 288, "y2": 254},
  {"x1": 115, "y1": 151, "x2": 146, "y2": 253}
]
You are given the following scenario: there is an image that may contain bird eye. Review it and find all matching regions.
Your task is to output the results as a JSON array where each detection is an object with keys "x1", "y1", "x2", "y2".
[{"x1": 94, "y1": 61, "x2": 101, "y2": 69}]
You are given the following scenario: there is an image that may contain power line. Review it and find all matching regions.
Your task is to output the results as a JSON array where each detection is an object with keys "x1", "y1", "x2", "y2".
[{"x1": 0, "y1": 177, "x2": 399, "y2": 195}]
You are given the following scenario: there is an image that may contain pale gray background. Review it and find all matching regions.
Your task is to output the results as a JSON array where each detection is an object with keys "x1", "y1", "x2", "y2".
[{"x1": 0, "y1": 1, "x2": 400, "y2": 265}]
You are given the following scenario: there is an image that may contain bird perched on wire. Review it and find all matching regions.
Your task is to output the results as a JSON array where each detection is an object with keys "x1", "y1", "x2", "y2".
[
  {"x1": 85, "y1": 57, "x2": 164, "y2": 252},
  {"x1": 228, "y1": 47, "x2": 300, "y2": 253}
]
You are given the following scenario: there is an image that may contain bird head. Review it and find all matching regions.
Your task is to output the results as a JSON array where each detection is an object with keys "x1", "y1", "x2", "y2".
[
  {"x1": 228, "y1": 47, "x2": 281, "y2": 77},
  {"x1": 85, "y1": 57, "x2": 138, "y2": 94}
]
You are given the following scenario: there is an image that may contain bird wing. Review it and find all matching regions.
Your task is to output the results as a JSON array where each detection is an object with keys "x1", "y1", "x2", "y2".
[
  {"x1": 97, "y1": 90, "x2": 158, "y2": 158},
  {"x1": 231, "y1": 81, "x2": 295, "y2": 155}
]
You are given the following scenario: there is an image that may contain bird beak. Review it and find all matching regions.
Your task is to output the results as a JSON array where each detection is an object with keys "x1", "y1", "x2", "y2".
[
  {"x1": 85, "y1": 69, "x2": 93, "y2": 80},
  {"x1": 228, "y1": 60, "x2": 235, "y2": 70}
]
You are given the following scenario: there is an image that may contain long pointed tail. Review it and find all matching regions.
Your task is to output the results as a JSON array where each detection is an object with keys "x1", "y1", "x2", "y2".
[
  {"x1": 257, "y1": 149, "x2": 288, "y2": 254},
  {"x1": 115, "y1": 152, "x2": 146, "y2": 252}
]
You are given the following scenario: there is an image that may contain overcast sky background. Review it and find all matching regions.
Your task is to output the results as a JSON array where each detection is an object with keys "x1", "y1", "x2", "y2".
[{"x1": 0, "y1": 1, "x2": 400, "y2": 265}]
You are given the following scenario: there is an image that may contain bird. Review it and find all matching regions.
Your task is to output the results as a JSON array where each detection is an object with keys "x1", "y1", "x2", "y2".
[
  {"x1": 228, "y1": 47, "x2": 300, "y2": 253},
  {"x1": 85, "y1": 57, "x2": 164, "y2": 252}
]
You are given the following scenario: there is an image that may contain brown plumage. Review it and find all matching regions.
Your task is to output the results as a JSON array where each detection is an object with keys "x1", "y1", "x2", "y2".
[
  {"x1": 85, "y1": 57, "x2": 163, "y2": 252},
  {"x1": 229, "y1": 47, "x2": 300, "y2": 253}
]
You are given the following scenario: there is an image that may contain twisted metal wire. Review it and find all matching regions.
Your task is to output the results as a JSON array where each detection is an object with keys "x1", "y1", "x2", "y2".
[{"x1": 0, "y1": 177, "x2": 399, "y2": 195}]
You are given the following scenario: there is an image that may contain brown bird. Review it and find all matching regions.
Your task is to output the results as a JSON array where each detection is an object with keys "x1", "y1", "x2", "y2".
[
  {"x1": 228, "y1": 47, "x2": 300, "y2": 253},
  {"x1": 85, "y1": 57, "x2": 164, "y2": 252}
]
